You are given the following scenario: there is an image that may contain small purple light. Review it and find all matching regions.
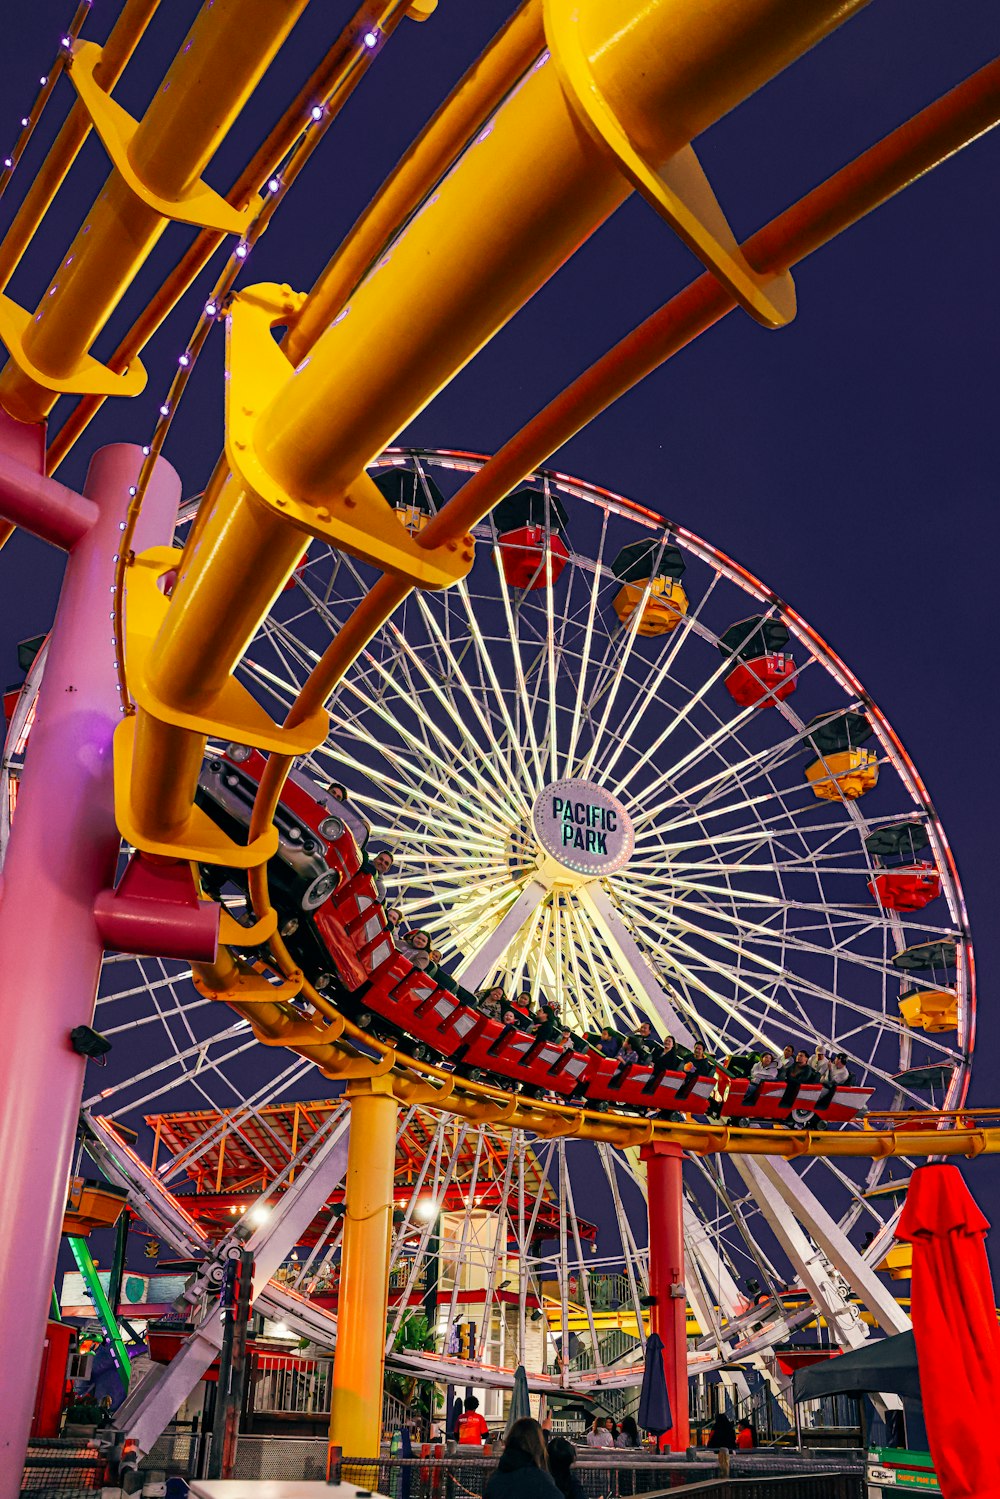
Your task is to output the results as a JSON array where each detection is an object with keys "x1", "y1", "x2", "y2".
[
  {"x1": 3, "y1": 159, "x2": 11, "y2": 170},
  {"x1": 62, "y1": 36, "x2": 72, "y2": 48},
  {"x1": 159, "y1": 403, "x2": 170, "y2": 417},
  {"x1": 363, "y1": 30, "x2": 379, "y2": 48},
  {"x1": 40, "y1": 76, "x2": 48, "y2": 86},
  {"x1": 311, "y1": 104, "x2": 323, "y2": 121},
  {"x1": 178, "y1": 352, "x2": 190, "y2": 367},
  {"x1": 205, "y1": 300, "x2": 218, "y2": 317},
  {"x1": 268, "y1": 177, "x2": 280, "y2": 193},
  {"x1": 235, "y1": 242, "x2": 248, "y2": 259},
  {"x1": 21, "y1": 117, "x2": 29, "y2": 128},
  {"x1": 142, "y1": 446, "x2": 150, "y2": 456},
  {"x1": 128, "y1": 486, "x2": 137, "y2": 497}
]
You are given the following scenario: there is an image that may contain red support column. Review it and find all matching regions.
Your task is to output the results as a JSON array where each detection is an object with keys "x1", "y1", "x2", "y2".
[
  {"x1": 0, "y1": 441, "x2": 179, "y2": 1498},
  {"x1": 641, "y1": 1140, "x2": 689, "y2": 1451}
]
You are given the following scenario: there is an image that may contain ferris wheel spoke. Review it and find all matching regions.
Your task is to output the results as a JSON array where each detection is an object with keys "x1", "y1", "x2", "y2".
[
  {"x1": 633, "y1": 715, "x2": 814, "y2": 833},
  {"x1": 382, "y1": 614, "x2": 531, "y2": 817},
  {"x1": 579, "y1": 884, "x2": 697, "y2": 1047},
  {"x1": 336, "y1": 656, "x2": 524, "y2": 822},
  {"x1": 411, "y1": 593, "x2": 534, "y2": 816},
  {"x1": 451, "y1": 578, "x2": 542, "y2": 795},
  {"x1": 491, "y1": 546, "x2": 548, "y2": 788},
  {"x1": 596, "y1": 575, "x2": 724, "y2": 794},
  {"x1": 456, "y1": 877, "x2": 549, "y2": 988}
]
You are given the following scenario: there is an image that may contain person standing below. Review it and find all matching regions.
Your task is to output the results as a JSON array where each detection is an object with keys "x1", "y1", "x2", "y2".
[
  {"x1": 706, "y1": 1413, "x2": 736, "y2": 1449},
  {"x1": 457, "y1": 1395, "x2": 490, "y2": 1447},
  {"x1": 585, "y1": 1416, "x2": 614, "y2": 1448},
  {"x1": 547, "y1": 1438, "x2": 585, "y2": 1499},
  {"x1": 735, "y1": 1420, "x2": 755, "y2": 1450},
  {"x1": 486, "y1": 1419, "x2": 559, "y2": 1499},
  {"x1": 616, "y1": 1415, "x2": 641, "y2": 1448}
]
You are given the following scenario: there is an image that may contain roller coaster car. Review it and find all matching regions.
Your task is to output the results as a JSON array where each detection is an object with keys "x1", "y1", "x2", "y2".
[
  {"x1": 198, "y1": 751, "x2": 874, "y2": 1124},
  {"x1": 493, "y1": 488, "x2": 570, "y2": 591},
  {"x1": 718, "y1": 617, "x2": 796, "y2": 709},
  {"x1": 717, "y1": 1075, "x2": 872, "y2": 1123}
]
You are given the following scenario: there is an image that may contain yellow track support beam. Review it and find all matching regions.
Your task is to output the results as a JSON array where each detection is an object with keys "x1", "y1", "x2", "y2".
[
  {"x1": 329, "y1": 1078, "x2": 398, "y2": 1463},
  {"x1": 124, "y1": 0, "x2": 867, "y2": 864},
  {"x1": 0, "y1": 0, "x2": 311, "y2": 423}
]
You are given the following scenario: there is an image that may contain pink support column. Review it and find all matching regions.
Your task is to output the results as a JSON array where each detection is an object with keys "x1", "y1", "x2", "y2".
[
  {"x1": 641, "y1": 1140, "x2": 690, "y2": 1452},
  {"x1": 0, "y1": 444, "x2": 179, "y2": 1496}
]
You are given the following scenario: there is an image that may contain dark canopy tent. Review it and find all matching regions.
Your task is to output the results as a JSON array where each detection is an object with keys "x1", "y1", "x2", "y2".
[
  {"x1": 792, "y1": 1332, "x2": 920, "y2": 1403},
  {"x1": 792, "y1": 1333, "x2": 926, "y2": 1451}
]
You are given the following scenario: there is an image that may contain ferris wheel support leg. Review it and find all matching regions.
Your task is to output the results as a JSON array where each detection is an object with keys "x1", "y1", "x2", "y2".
[
  {"x1": 0, "y1": 442, "x2": 179, "y2": 1499},
  {"x1": 330, "y1": 1078, "x2": 399, "y2": 1468},
  {"x1": 641, "y1": 1141, "x2": 690, "y2": 1452}
]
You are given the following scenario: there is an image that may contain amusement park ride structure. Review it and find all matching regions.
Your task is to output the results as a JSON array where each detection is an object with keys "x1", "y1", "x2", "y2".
[{"x1": 0, "y1": 0, "x2": 997, "y2": 1492}]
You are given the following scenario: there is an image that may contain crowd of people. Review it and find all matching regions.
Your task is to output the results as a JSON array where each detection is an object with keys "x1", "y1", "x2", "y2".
[
  {"x1": 453, "y1": 1408, "x2": 756, "y2": 1499},
  {"x1": 323, "y1": 783, "x2": 854, "y2": 1121}
]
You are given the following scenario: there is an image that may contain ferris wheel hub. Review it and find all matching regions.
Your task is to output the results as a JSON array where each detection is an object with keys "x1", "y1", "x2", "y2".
[{"x1": 531, "y1": 776, "x2": 634, "y2": 884}]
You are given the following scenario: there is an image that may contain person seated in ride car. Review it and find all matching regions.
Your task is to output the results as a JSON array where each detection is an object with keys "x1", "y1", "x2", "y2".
[
  {"x1": 780, "y1": 1049, "x2": 816, "y2": 1111},
  {"x1": 750, "y1": 1050, "x2": 779, "y2": 1085},
  {"x1": 400, "y1": 927, "x2": 432, "y2": 969},
  {"x1": 429, "y1": 948, "x2": 461, "y2": 994},
  {"x1": 815, "y1": 1051, "x2": 852, "y2": 1111},
  {"x1": 386, "y1": 907, "x2": 403, "y2": 929},
  {"x1": 597, "y1": 1026, "x2": 621, "y2": 1058},
  {"x1": 810, "y1": 1044, "x2": 832, "y2": 1083},
  {"x1": 616, "y1": 1040, "x2": 639, "y2": 1069},
  {"x1": 533, "y1": 1002, "x2": 565, "y2": 1043},
  {"x1": 478, "y1": 985, "x2": 506, "y2": 1019},
  {"x1": 360, "y1": 846, "x2": 393, "y2": 899},
  {"x1": 776, "y1": 1044, "x2": 796, "y2": 1077},
  {"x1": 654, "y1": 1034, "x2": 689, "y2": 1073},
  {"x1": 674, "y1": 1040, "x2": 715, "y2": 1102},
  {"x1": 628, "y1": 1020, "x2": 661, "y2": 1065}
]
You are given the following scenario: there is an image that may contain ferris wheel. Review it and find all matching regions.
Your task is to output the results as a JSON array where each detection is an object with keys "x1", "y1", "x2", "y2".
[{"x1": 3, "y1": 449, "x2": 972, "y2": 1400}]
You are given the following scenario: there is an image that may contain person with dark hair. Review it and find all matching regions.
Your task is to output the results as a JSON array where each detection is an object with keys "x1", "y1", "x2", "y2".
[
  {"x1": 616, "y1": 1415, "x2": 641, "y2": 1449},
  {"x1": 706, "y1": 1413, "x2": 736, "y2": 1450},
  {"x1": 597, "y1": 1026, "x2": 621, "y2": 1059},
  {"x1": 547, "y1": 1438, "x2": 585, "y2": 1499},
  {"x1": 400, "y1": 927, "x2": 432, "y2": 970},
  {"x1": 735, "y1": 1420, "x2": 755, "y2": 1450},
  {"x1": 585, "y1": 1416, "x2": 614, "y2": 1448},
  {"x1": 486, "y1": 1418, "x2": 558, "y2": 1499},
  {"x1": 360, "y1": 846, "x2": 393, "y2": 899},
  {"x1": 457, "y1": 1395, "x2": 489, "y2": 1447}
]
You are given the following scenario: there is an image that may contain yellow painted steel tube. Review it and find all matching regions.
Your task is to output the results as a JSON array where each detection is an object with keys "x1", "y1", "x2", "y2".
[
  {"x1": 138, "y1": 0, "x2": 869, "y2": 797},
  {"x1": 259, "y1": 0, "x2": 869, "y2": 502},
  {"x1": 285, "y1": 0, "x2": 545, "y2": 364},
  {"x1": 0, "y1": 0, "x2": 312, "y2": 424},
  {"x1": 0, "y1": 0, "x2": 163, "y2": 293},
  {"x1": 329, "y1": 1079, "x2": 398, "y2": 1460}
]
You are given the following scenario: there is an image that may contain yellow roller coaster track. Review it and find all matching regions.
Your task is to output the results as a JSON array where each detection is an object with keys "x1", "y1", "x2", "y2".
[{"x1": 2, "y1": 1, "x2": 998, "y2": 1162}]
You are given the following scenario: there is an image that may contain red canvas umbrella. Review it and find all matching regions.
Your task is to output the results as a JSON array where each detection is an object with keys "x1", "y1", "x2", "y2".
[{"x1": 896, "y1": 1162, "x2": 1000, "y2": 1498}]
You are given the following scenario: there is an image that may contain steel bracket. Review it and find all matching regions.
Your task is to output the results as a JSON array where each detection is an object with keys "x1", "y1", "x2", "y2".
[
  {"x1": 190, "y1": 959, "x2": 304, "y2": 1005},
  {"x1": 544, "y1": 0, "x2": 796, "y2": 329},
  {"x1": 0, "y1": 291, "x2": 146, "y2": 399},
  {"x1": 68, "y1": 40, "x2": 261, "y2": 236},
  {"x1": 225, "y1": 284, "x2": 476, "y2": 589}
]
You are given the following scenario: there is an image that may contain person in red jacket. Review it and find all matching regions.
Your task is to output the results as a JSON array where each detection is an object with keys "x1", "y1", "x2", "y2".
[
  {"x1": 457, "y1": 1396, "x2": 490, "y2": 1446},
  {"x1": 735, "y1": 1420, "x2": 755, "y2": 1450}
]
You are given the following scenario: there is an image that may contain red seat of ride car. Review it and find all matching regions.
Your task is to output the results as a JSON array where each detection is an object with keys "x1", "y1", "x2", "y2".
[
  {"x1": 867, "y1": 865, "x2": 941, "y2": 911},
  {"x1": 812, "y1": 1086, "x2": 873, "y2": 1122}
]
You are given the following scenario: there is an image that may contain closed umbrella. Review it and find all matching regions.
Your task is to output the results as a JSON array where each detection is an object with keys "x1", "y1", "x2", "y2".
[
  {"x1": 896, "y1": 1162, "x2": 1000, "y2": 1498},
  {"x1": 504, "y1": 1363, "x2": 531, "y2": 1438},
  {"x1": 637, "y1": 1331, "x2": 673, "y2": 1437}
]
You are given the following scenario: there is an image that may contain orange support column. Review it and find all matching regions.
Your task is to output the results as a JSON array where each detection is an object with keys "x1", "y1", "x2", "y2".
[
  {"x1": 640, "y1": 1141, "x2": 689, "y2": 1451},
  {"x1": 329, "y1": 1077, "x2": 398, "y2": 1466}
]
